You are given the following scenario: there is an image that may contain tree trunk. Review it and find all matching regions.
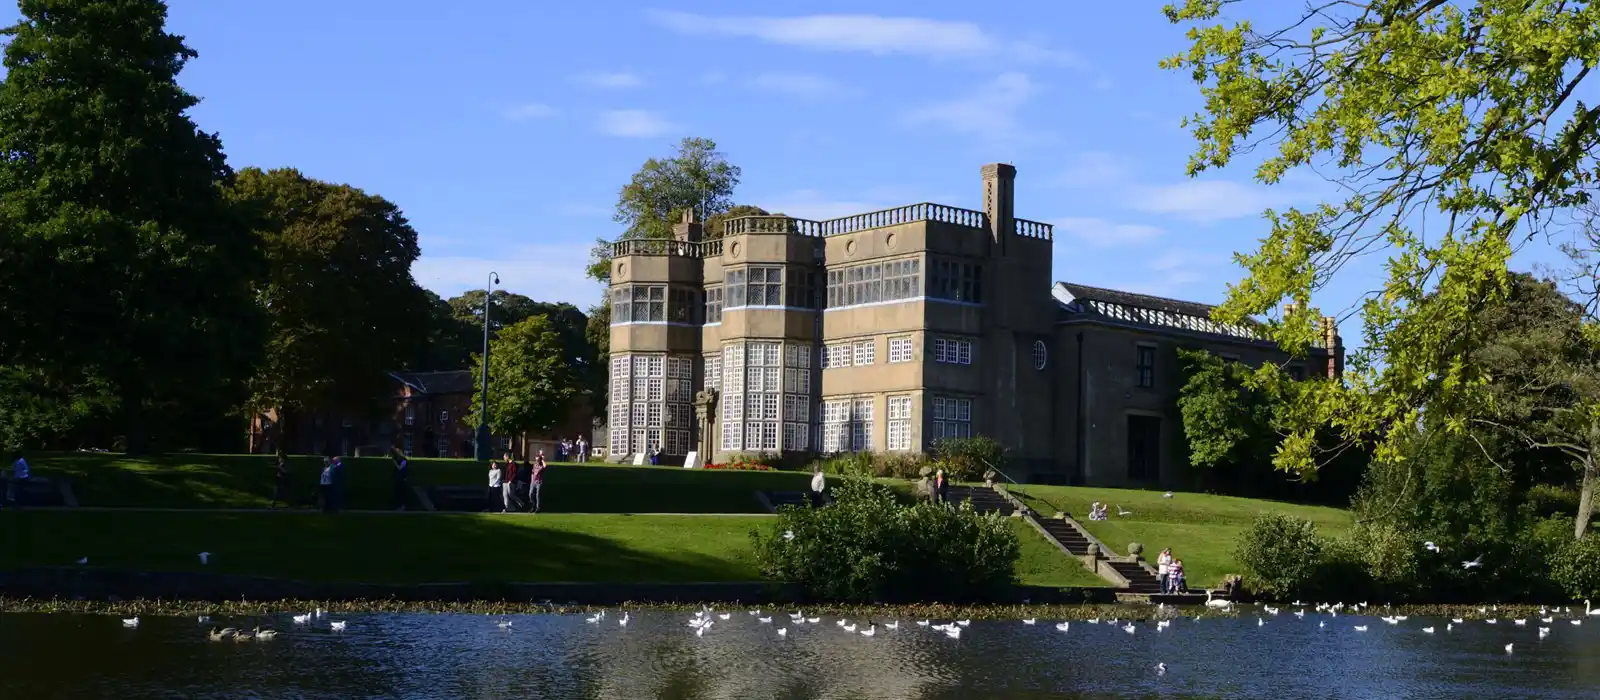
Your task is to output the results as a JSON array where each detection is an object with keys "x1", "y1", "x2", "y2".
[{"x1": 1576, "y1": 456, "x2": 1597, "y2": 540}]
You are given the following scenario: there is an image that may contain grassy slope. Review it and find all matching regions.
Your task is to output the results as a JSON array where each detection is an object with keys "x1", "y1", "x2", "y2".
[
  {"x1": 0, "y1": 511, "x2": 1105, "y2": 588},
  {"x1": 1009, "y1": 484, "x2": 1352, "y2": 589},
  {"x1": 31, "y1": 453, "x2": 814, "y2": 513}
]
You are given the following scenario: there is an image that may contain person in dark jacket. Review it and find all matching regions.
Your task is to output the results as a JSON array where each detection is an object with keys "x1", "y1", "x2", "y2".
[
  {"x1": 390, "y1": 448, "x2": 410, "y2": 511},
  {"x1": 935, "y1": 468, "x2": 950, "y2": 505},
  {"x1": 272, "y1": 449, "x2": 292, "y2": 508}
]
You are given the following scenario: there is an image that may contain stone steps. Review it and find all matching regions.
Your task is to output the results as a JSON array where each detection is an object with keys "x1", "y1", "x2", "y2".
[
  {"x1": 1108, "y1": 560, "x2": 1163, "y2": 593},
  {"x1": 1035, "y1": 519, "x2": 1092, "y2": 556},
  {"x1": 944, "y1": 485, "x2": 1015, "y2": 516}
]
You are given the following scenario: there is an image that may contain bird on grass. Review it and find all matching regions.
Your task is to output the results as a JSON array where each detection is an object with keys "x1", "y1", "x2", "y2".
[
  {"x1": 1162, "y1": 492, "x2": 1174, "y2": 499},
  {"x1": 1117, "y1": 506, "x2": 1133, "y2": 517}
]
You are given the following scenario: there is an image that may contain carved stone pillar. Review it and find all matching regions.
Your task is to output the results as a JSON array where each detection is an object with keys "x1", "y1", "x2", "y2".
[{"x1": 693, "y1": 387, "x2": 719, "y2": 465}]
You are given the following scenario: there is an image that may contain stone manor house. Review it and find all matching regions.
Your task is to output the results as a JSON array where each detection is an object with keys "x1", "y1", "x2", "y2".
[{"x1": 605, "y1": 164, "x2": 1343, "y2": 487}]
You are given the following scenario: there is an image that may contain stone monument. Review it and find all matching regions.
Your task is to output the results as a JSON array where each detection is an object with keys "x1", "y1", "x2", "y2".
[{"x1": 693, "y1": 386, "x2": 718, "y2": 465}]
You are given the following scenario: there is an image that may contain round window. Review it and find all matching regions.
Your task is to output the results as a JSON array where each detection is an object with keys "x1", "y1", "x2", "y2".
[{"x1": 1033, "y1": 340, "x2": 1048, "y2": 370}]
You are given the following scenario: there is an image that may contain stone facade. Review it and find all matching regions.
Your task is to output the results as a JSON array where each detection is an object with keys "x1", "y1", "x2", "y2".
[{"x1": 605, "y1": 164, "x2": 1342, "y2": 486}]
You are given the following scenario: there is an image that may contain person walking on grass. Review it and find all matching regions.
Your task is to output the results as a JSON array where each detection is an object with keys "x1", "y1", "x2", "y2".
[
  {"x1": 486, "y1": 459, "x2": 504, "y2": 513},
  {"x1": 809, "y1": 467, "x2": 827, "y2": 508},
  {"x1": 318, "y1": 457, "x2": 334, "y2": 513},
  {"x1": 501, "y1": 452, "x2": 520, "y2": 513},
  {"x1": 5, "y1": 451, "x2": 30, "y2": 508},
  {"x1": 390, "y1": 448, "x2": 410, "y2": 511},
  {"x1": 575, "y1": 435, "x2": 588, "y2": 463},
  {"x1": 272, "y1": 449, "x2": 292, "y2": 509},
  {"x1": 529, "y1": 450, "x2": 548, "y2": 513}
]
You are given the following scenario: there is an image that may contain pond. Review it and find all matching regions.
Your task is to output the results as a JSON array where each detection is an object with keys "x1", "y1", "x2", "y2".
[{"x1": 2, "y1": 608, "x2": 1596, "y2": 698}]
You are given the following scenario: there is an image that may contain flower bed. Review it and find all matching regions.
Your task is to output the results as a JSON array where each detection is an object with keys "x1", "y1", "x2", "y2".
[{"x1": 704, "y1": 460, "x2": 775, "y2": 471}]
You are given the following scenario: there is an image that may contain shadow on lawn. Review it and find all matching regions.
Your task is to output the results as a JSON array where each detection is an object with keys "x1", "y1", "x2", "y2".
[{"x1": 0, "y1": 509, "x2": 763, "y2": 596}]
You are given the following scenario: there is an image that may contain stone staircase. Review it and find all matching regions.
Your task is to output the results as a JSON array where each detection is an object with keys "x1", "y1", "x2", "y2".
[
  {"x1": 1107, "y1": 560, "x2": 1163, "y2": 595},
  {"x1": 945, "y1": 485, "x2": 1016, "y2": 515}
]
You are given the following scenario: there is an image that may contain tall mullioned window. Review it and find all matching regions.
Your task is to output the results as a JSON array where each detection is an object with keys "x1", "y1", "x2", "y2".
[
  {"x1": 930, "y1": 396, "x2": 972, "y2": 439},
  {"x1": 786, "y1": 269, "x2": 818, "y2": 309},
  {"x1": 887, "y1": 395, "x2": 913, "y2": 450},
  {"x1": 609, "y1": 353, "x2": 693, "y2": 457},
  {"x1": 930, "y1": 259, "x2": 981, "y2": 303},
  {"x1": 704, "y1": 285, "x2": 723, "y2": 323},
  {"x1": 726, "y1": 269, "x2": 747, "y2": 309},
  {"x1": 669, "y1": 288, "x2": 696, "y2": 323},
  {"x1": 821, "y1": 397, "x2": 874, "y2": 452},
  {"x1": 1136, "y1": 345, "x2": 1156, "y2": 388}
]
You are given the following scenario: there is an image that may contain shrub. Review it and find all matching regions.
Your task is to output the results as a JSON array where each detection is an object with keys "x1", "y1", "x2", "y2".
[
  {"x1": 1552, "y1": 535, "x2": 1600, "y2": 599},
  {"x1": 1522, "y1": 484, "x2": 1580, "y2": 519},
  {"x1": 812, "y1": 451, "x2": 930, "y2": 479},
  {"x1": 1236, "y1": 513, "x2": 1327, "y2": 598},
  {"x1": 929, "y1": 435, "x2": 1005, "y2": 481},
  {"x1": 1348, "y1": 521, "x2": 1420, "y2": 598},
  {"x1": 751, "y1": 478, "x2": 1019, "y2": 602},
  {"x1": 704, "y1": 461, "x2": 773, "y2": 471}
]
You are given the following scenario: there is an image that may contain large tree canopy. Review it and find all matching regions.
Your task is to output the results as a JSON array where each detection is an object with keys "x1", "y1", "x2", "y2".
[
  {"x1": 585, "y1": 136, "x2": 742, "y2": 283},
  {"x1": 0, "y1": 0, "x2": 263, "y2": 453},
  {"x1": 230, "y1": 167, "x2": 430, "y2": 419},
  {"x1": 1163, "y1": 0, "x2": 1600, "y2": 535}
]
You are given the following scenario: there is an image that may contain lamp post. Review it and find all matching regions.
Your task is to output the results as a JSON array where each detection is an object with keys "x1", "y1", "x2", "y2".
[{"x1": 475, "y1": 272, "x2": 500, "y2": 461}]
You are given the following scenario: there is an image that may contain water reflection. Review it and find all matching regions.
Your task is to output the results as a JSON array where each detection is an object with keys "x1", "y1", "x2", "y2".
[{"x1": 1, "y1": 609, "x2": 1596, "y2": 699}]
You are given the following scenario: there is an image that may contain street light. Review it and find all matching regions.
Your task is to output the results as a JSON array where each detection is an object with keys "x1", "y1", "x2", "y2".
[{"x1": 474, "y1": 271, "x2": 500, "y2": 461}]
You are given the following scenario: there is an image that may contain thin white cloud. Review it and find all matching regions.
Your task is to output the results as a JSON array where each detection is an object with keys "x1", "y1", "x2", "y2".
[
  {"x1": 571, "y1": 71, "x2": 645, "y2": 89},
  {"x1": 1129, "y1": 179, "x2": 1315, "y2": 223},
  {"x1": 645, "y1": 10, "x2": 1083, "y2": 67},
  {"x1": 412, "y1": 242, "x2": 604, "y2": 307},
  {"x1": 903, "y1": 72, "x2": 1048, "y2": 146},
  {"x1": 1053, "y1": 152, "x2": 1133, "y2": 189},
  {"x1": 1051, "y1": 217, "x2": 1164, "y2": 248},
  {"x1": 746, "y1": 72, "x2": 854, "y2": 100},
  {"x1": 596, "y1": 109, "x2": 678, "y2": 138},
  {"x1": 502, "y1": 103, "x2": 558, "y2": 121}
]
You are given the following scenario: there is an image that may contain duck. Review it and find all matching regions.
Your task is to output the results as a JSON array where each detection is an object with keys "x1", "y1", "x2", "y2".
[
  {"x1": 1422, "y1": 627, "x2": 1435, "y2": 634},
  {"x1": 916, "y1": 620, "x2": 930, "y2": 627},
  {"x1": 1505, "y1": 643, "x2": 1514, "y2": 653},
  {"x1": 232, "y1": 629, "x2": 254, "y2": 642},
  {"x1": 122, "y1": 617, "x2": 139, "y2": 628},
  {"x1": 806, "y1": 617, "x2": 820, "y2": 624},
  {"x1": 330, "y1": 621, "x2": 347, "y2": 632},
  {"x1": 1055, "y1": 621, "x2": 1070, "y2": 632},
  {"x1": 1022, "y1": 618, "x2": 1036, "y2": 625},
  {"x1": 842, "y1": 623, "x2": 857, "y2": 633},
  {"x1": 618, "y1": 613, "x2": 630, "y2": 627},
  {"x1": 254, "y1": 627, "x2": 277, "y2": 641},
  {"x1": 718, "y1": 613, "x2": 731, "y2": 621},
  {"x1": 885, "y1": 620, "x2": 899, "y2": 630},
  {"x1": 955, "y1": 619, "x2": 971, "y2": 627},
  {"x1": 1353, "y1": 625, "x2": 1368, "y2": 632},
  {"x1": 1513, "y1": 619, "x2": 1527, "y2": 626},
  {"x1": 1538, "y1": 627, "x2": 1551, "y2": 638},
  {"x1": 777, "y1": 627, "x2": 787, "y2": 637},
  {"x1": 860, "y1": 624, "x2": 876, "y2": 637},
  {"x1": 497, "y1": 620, "x2": 513, "y2": 629},
  {"x1": 1257, "y1": 618, "x2": 1266, "y2": 627},
  {"x1": 1203, "y1": 590, "x2": 1232, "y2": 609},
  {"x1": 196, "y1": 615, "x2": 210, "y2": 624},
  {"x1": 758, "y1": 617, "x2": 772, "y2": 624},
  {"x1": 1123, "y1": 623, "x2": 1137, "y2": 634},
  {"x1": 944, "y1": 627, "x2": 961, "y2": 639},
  {"x1": 207, "y1": 627, "x2": 234, "y2": 642},
  {"x1": 292, "y1": 614, "x2": 311, "y2": 625}
]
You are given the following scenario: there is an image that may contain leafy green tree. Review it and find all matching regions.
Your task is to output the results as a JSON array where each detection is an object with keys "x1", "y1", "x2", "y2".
[
  {"x1": 468, "y1": 316, "x2": 584, "y2": 438},
  {"x1": 229, "y1": 167, "x2": 430, "y2": 433},
  {"x1": 1177, "y1": 349, "x2": 1280, "y2": 471},
  {"x1": 409, "y1": 290, "x2": 476, "y2": 372},
  {"x1": 0, "y1": 0, "x2": 263, "y2": 453},
  {"x1": 0, "y1": 365, "x2": 116, "y2": 452},
  {"x1": 1162, "y1": 1, "x2": 1600, "y2": 534},
  {"x1": 585, "y1": 137, "x2": 742, "y2": 284}
]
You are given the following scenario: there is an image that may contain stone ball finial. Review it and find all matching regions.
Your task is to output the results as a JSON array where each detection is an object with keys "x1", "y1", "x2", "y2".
[{"x1": 1128, "y1": 542, "x2": 1144, "y2": 558}]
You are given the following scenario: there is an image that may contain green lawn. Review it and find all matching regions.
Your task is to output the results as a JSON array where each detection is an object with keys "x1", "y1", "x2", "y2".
[
  {"x1": 29, "y1": 453, "x2": 815, "y2": 513},
  {"x1": 0, "y1": 510, "x2": 1106, "y2": 588},
  {"x1": 1009, "y1": 520, "x2": 1109, "y2": 588},
  {"x1": 1008, "y1": 484, "x2": 1353, "y2": 589}
]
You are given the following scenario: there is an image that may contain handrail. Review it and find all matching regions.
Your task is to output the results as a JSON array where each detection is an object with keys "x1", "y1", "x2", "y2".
[{"x1": 979, "y1": 457, "x2": 1036, "y2": 506}]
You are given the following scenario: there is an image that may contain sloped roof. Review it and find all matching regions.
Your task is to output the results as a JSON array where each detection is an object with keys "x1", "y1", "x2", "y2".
[
  {"x1": 1052, "y1": 281, "x2": 1269, "y2": 342},
  {"x1": 390, "y1": 370, "x2": 474, "y2": 395}
]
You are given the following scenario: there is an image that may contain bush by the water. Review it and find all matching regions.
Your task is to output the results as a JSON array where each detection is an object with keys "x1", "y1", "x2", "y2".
[
  {"x1": 1236, "y1": 513, "x2": 1331, "y2": 597},
  {"x1": 1552, "y1": 535, "x2": 1600, "y2": 599},
  {"x1": 751, "y1": 479, "x2": 1020, "y2": 602}
]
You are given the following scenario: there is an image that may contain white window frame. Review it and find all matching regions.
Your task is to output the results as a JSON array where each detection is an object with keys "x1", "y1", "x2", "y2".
[
  {"x1": 854, "y1": 339, "x2": 875, "y2": 366},
  {"x1": 888, "y1": 337, "x2": 913, "y2": 363}
]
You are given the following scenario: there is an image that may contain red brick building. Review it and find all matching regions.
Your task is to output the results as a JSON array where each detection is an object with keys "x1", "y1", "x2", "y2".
[{"x1": 246, "y1": 370, "x2": 594, "y2": 459}]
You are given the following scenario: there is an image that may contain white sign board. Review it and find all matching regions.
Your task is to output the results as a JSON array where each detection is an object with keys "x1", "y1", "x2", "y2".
[
  {"x1": 683, "y1": 451, "x2": 700, "y2": 469},
  {"x1": 632, "y1": 452, "x2": 646, "y2": 466}
]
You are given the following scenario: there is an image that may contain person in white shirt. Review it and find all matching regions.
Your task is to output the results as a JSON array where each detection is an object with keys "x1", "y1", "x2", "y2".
[
  {"x1": 575, "y1": 436, "x2": 588, "y2": 462},
  {"x1": 1157, "y1": 548, "x2": 1174, "y2": 594},
  {"x1": 6, "y1": 452, "x2": 30, "y2": 507},
  {"x1": 486, "y1": 461, "x2": 504, "y2": 513},
  {"x1": 809, "y1": 468, "x2": 826, "y2": 508},
  {"x1": 317, "y1": 458, "x2": 333, "y2": 513}
]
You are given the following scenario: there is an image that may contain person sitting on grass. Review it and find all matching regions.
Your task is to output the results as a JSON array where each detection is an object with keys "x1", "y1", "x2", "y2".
[{"x1": 486, "y1": 459, "x2": 503, "y2": 513}]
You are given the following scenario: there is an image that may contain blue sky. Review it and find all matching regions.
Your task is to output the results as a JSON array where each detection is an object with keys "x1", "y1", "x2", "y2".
[{"x1": 2, "y1": 1, "x2": 1577, "y2": 343}]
